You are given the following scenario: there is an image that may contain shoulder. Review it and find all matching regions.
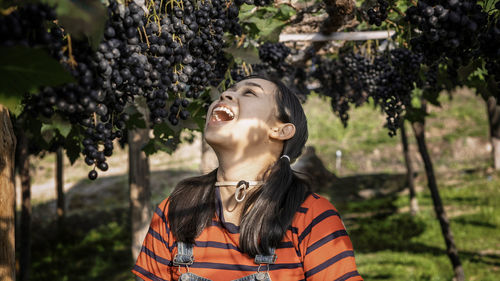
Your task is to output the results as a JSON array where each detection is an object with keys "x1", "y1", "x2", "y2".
[
  {"x1": 297, "y1": 193, "x2": 340, "y2": 218},
  {"x1": 150, "y1": 197, "x2": 171, "y2": 228},
  {"x1": 291, "y1": 193, "x2": 345, "y2": 243}
]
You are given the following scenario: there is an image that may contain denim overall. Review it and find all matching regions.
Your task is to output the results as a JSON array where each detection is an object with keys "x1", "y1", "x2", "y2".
[{"x1": 173, "y1": 242, "x2": 277, "y2": 281}]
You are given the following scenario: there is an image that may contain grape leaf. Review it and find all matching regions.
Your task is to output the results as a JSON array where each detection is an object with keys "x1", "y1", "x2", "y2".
[
  {"x1": 65, "y1": 126, "x2": 83, "y2": 165},
  {"x1": 143, "y1": 137, "x2": 179, "y2": 156},
  {"x1": 224, "y1": 44, "x2": 261, "y2": 65},
  {"x1": 458, "y1": 59, "x2": 483, "y2": 81},
  {"x1": 124, "y1": 103, "x2": 148, "y2": 130},
  {"x1": 276, "y1": 4, "x2": 296, "y2": 21},
  {"x1": 153, "y1": 122, "x2": 176, "y2": 139},
  {"x1": 41, "y1": 117, "x2": 72, "y2": 138},
  {"x1": 41, "y1": 0, "x2": 107, "y2": 49},
  {"x1": 0, "y1": 47, "x2": 75, "y2": 97},
  {"x1": 142, "y1": 140, "x2": 158, "y2": 155},
  {"x1": 245, "y1": 17, "x2": 285, "y2": 42}
]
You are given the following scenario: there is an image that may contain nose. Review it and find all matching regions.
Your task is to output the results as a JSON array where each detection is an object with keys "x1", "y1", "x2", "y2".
[{"x1": 220, "y1": 91, "x2": 234, "y2": 101}]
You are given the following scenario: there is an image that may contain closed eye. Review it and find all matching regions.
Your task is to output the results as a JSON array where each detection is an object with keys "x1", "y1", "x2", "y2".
[{"x1": 244, "y1": 90, "x2": 257, "y2": 96}]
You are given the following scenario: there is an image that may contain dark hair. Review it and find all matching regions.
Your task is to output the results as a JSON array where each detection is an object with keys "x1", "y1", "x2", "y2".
[{"x1": 168, "y1": 75, "x2": 310, "y2": 256}]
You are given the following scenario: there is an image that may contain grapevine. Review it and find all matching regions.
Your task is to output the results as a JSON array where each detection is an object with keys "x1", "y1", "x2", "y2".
[{"x1": 2, "y1": 0, "x2": 249, "y2": 179}]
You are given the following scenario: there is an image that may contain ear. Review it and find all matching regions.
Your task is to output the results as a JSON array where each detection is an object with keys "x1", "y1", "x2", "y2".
[{"x1": 270, "y1": 123, "x2": 296, "y2": 141}]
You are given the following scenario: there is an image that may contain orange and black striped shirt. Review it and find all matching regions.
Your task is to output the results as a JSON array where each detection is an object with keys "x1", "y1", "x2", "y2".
[{"x1": 133, "y1": 191, "x2": 363, "y2": 281}]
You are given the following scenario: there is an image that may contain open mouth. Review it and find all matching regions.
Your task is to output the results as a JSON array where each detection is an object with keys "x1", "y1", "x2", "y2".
[{"x1": 210, "y1": 105, "x2": 235, "y2": 122}]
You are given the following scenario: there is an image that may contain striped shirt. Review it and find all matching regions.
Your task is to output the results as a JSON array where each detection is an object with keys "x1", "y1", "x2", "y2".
[{"x1": 133, "y1": 191, "x2": 363, "y2": 281}]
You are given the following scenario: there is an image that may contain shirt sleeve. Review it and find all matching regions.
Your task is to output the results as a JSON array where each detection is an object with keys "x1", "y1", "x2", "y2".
[
  {"x1": 299, "y1": 194, "x2": 363, "y2": 281},
  {"x1": 132, "y1": 199, "x2": 174, "y2": 281}
]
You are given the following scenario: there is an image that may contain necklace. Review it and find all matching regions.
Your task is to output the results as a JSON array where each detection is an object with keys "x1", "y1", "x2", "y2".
[{"x1": 215, "y1": 180, "x2": 264, "y2": 202}]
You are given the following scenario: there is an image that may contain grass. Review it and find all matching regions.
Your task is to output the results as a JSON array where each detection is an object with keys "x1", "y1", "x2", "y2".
[
  {"x1": 23, "y1": 88, "x2": 499, "y2": 280},
  {"x1": 339, "y1": 170, "x2": 500, "y2": 281}
]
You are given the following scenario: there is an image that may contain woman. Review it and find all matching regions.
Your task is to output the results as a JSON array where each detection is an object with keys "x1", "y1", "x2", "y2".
[{"x1": 133, "y1": 77, "x2": 363, "y2": 281}]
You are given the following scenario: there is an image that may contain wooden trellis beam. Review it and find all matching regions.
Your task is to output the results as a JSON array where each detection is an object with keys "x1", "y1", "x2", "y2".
[{"x1": 279, "y1": 30, "x2": 396, "y2": 42}]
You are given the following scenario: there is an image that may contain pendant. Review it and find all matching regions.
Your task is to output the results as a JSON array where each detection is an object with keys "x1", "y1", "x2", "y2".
[
  {"x1": 234, "y1": 180, "x2": 249, "y2": 202},
  {"x1": 180, "y1": 274, "x2": 190, "y2": 281}
]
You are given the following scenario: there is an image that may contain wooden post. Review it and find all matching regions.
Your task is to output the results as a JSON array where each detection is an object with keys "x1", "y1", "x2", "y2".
[
  {"x1": 0, "y1": 105, "x2": 16, "y2": 281},
  {"x1": 17, "y1": 127, "x2": 31, "y2": 281},
  {"x1": 411, "y1": 101, "x2": 465, "y2": 281},
  {"x1": 56, "y1": 148, "x2": 65, "y2": 227},
  {"x1": 128, "y1": 128, "x2": 151, "y2": 275},
  {"x1": 486, "y1": 96, "x2": 500, "y2": 170},
  {"x1": 400, "y1": 119, "x2": 419, "y2": 215}
]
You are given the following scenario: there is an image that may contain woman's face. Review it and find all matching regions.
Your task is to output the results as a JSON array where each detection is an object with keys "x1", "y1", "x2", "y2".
[{"x1": 204, "y1": 78, "x2": 281, "y2": 149}]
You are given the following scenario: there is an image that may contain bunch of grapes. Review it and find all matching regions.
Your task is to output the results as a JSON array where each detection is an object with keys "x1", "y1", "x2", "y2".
[
  {"x1": 311, "y1": 48, "x2": 423, "y2": 136},
  {"x1": 4, "y1": 0, "x2": 249, "y2": 180},
  {"x1": 372, "y1": 48, "x2": 423, "y2": 135},
  {"x1": 0, "y1": 3, "x2": 58, "y2": 47},
  {"x1": 259, "y1": 42, "x2": 291, "y2": 67},
  {"x1": 311, "y1": 53, "x2": 374, "y2": 127},
  {"x1": 405, "y1": 0, "x2": 488, "y2": 68},
  {"x1": 243, "y1": 0, "x2": 273, "y2": 6},
  {"x1": 367, "y1": 0, "x2": 389, "y2": 26}
]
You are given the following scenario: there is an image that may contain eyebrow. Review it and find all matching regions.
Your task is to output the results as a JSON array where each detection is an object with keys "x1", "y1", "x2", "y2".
[{"x1": 228, "y1": 81, "x2": 265, "y2": 92}]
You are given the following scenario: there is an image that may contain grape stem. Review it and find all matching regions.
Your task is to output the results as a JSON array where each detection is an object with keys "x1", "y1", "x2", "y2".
[
  {"x1": 236, "y1": 34, "x2": 246, "y2": 48},
  {"x1": 141, "y1": 26, "x2": 150, "y2": 47},
  {"x1": 137, "y1": 27, "x2": 144, "y2": 42},
  {"x1": 390, "y1": 6, "x2": 405, "y2": 17},
  {"x1": 66, "y1": 34, "x2": 78, "y2": 68},
  {"x1": 172, "y1": 33, "x2": 183, "y2": 46}
]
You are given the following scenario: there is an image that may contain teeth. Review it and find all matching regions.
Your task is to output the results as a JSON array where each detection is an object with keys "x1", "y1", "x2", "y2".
[{"x1": 213, "y1": 106, "x2": 235, "y2": 118}]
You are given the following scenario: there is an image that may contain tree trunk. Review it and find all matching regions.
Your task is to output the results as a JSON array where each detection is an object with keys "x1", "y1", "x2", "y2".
[
  {"x1": 411, "y1": 101, "x2": 465, "y2": 281},
  {"x1": 486, "y1": 96, "x2": 500, "y2": 170},
  {"x1": 0, "y1": 105, "x2": 16, "y2": 281},
  {"x1": 56, "y1": 148, "x2": 65, "y2": 230},
  {"x1": 17, "y1": 128, "x2": 31, "y2": 281},
  {"x1": 400, "y1": 119, "x2": 419, "y2": 215},
  {"x1": 128, "y1": 128, "x2": 152, "y2": 276}
]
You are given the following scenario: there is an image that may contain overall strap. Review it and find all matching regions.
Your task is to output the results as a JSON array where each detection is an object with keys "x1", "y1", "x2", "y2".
[
  {"x1": 254, "y1": 248, "x2": 277, "y2": 265},
  {"x1": 173, "y1": 242, "x2": 195, "y2": 266}
]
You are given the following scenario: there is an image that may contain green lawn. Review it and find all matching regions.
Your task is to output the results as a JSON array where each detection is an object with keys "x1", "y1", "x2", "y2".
[{"x1": 339, "y1": 169, "x2": 500, "y2": 281}]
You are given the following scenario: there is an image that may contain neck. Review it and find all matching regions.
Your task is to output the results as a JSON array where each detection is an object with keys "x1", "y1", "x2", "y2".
[{"x1": 215, "y1": 150, "x2": 277, "y2": 182}]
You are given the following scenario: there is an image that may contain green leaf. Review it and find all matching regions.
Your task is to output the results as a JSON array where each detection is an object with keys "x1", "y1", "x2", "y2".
[
  {"x1": 0, "y1": 47, "x2": 75, "y2": 97},
  {"x1": 276, "y1": 4, "x2": 295, "y2": 20},
  {"x1": 410, "y1": 94, "x2": 421, "y2": 109},
  {"x1": 41, "y1": 126, "x2": 55, "y2": 143},
  {"x1": 239, "y1": 4, "x2": 257, "y2": 20},
  {"x1": 41, "y1": 0, "x2": 107, "y2": 49},
  {"x1": 457, "y1": 59, "x2": 483, "y2": 81},
  {"x1": 128, "y1": 112, "x2": 147, "y2": 129},
  {"x1": 0, "y1": 93, "x2": 23, "y2": 115},
  {"x1": 143, "y1": 137, "x2": 180, "y2": 156},
  {"x1": 22, "y1": 115, "x2": 51, "y2": 153},
  {"x1": 142, "y1": 140, "x2": 158, "y2": 155},
  {"x1": 65, "y1": 126, "x2": 83, "y2": 164},
  {"x1": 185, "y1": 98, "x2": 208, "y2": 131},
  {"x1": 245, "y1": 17, "x2": 285, "y2": 42},
  {"x1": 41, "y1": 117, "x2": 72, "y2": 137},
  {"x1": 153, "y1": 122, "x2": 176, "y2": 139},
  {"x1": 124, "y1": 103, "x2": 147, "y2": 129},
  {"x1": 224, "y1": 44, "x2": 261, "y2": 65}
]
